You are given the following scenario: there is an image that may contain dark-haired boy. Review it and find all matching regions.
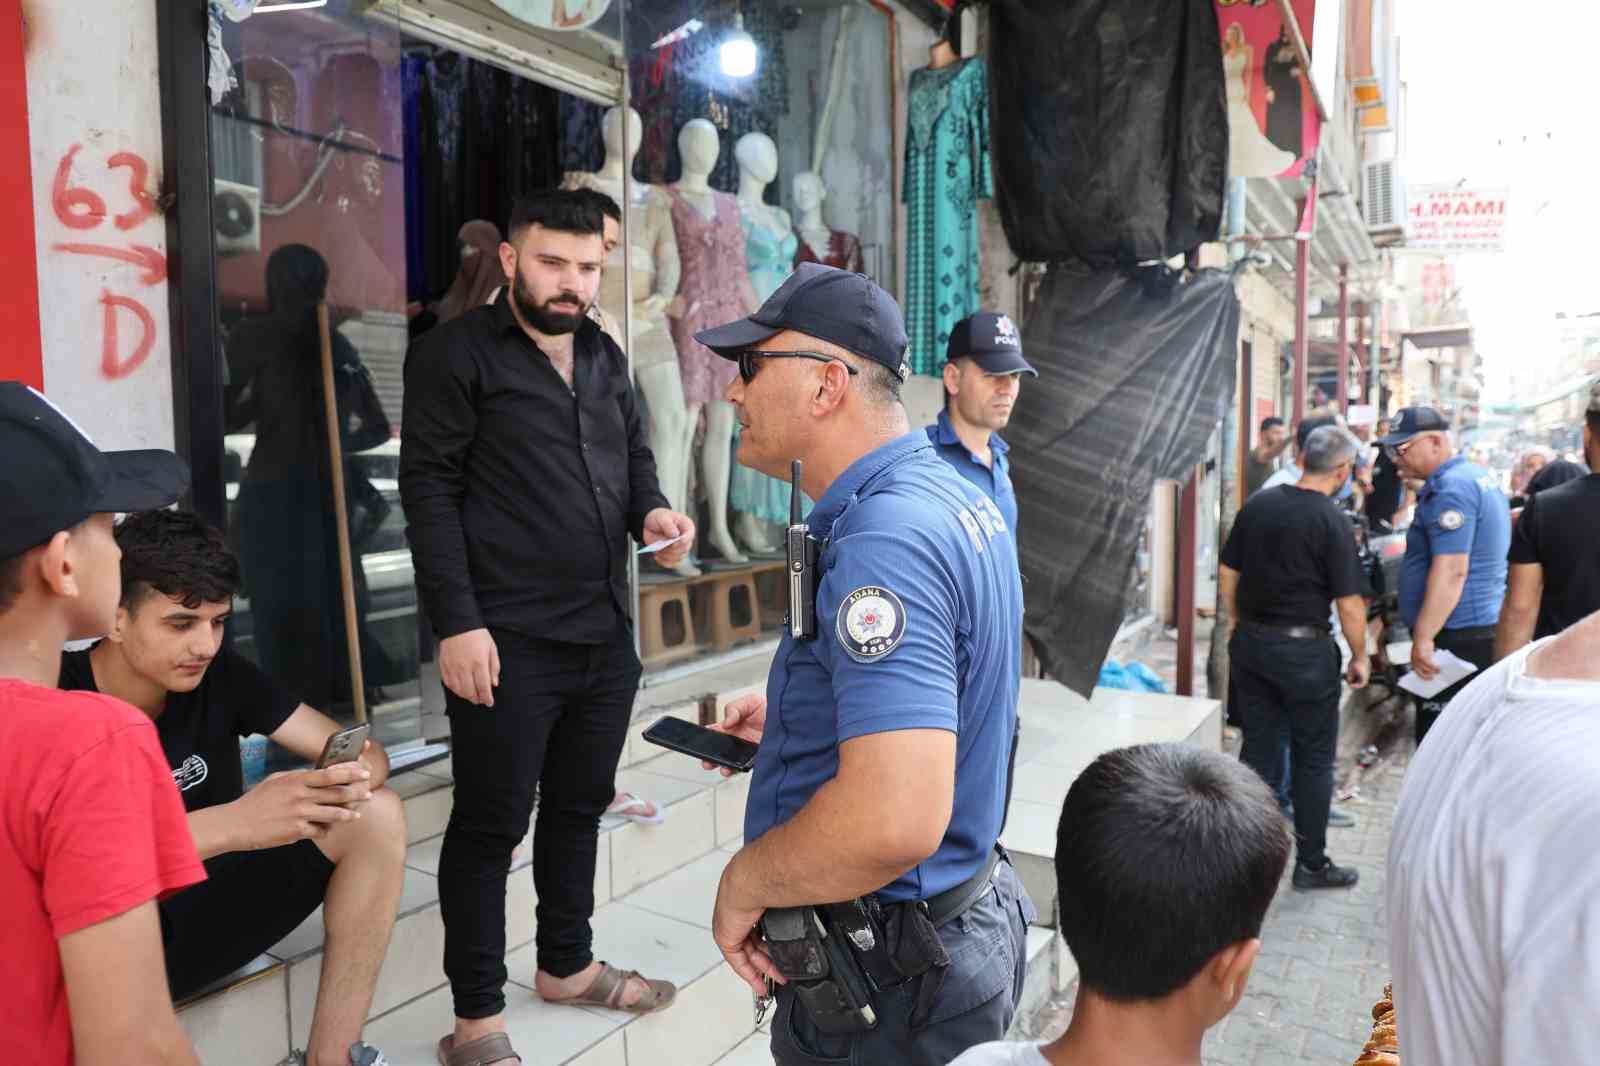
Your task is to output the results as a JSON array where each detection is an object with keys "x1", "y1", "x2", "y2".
[
  {"x1": 0, "y1": 382, "x2": 202, "y2": 1066},
  {"x1": 58, "y1": 508, "x2": 406, "y2": 1066},
  {"x1": 948, "y1": 743, "x2": 1291, "y2": 1066}
]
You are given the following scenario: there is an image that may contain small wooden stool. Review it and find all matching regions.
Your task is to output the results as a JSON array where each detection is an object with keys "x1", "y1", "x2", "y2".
[
  {"x1": 705, "y1": 568, "x2": 762, "y2": 651},
  {"x1": 637, "y1": 580, "x2": 697, "y2": 667}
]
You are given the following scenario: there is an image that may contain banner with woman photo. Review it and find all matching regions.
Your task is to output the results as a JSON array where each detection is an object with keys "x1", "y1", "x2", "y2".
[{"x1": 1216, "y1": 0, "x2": 1319, "y2": 178}]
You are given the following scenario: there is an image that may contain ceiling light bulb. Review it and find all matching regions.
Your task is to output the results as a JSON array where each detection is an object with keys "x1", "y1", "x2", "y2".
[{"x1": 720, "y1": 13, "x2": 759, "y2": 78}]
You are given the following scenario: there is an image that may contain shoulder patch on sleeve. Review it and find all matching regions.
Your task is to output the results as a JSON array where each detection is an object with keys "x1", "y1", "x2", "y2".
[
  {"x1": 1438, "y1": 509, "x2": 1464, "y2": 531},
  {"x1": 835, "y1": 586, "x2": 908, "y2": 663}
]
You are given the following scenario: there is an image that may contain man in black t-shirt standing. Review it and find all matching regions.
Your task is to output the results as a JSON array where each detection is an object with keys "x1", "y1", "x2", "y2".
[
  {"x1": 1220, "y1": 426, "x2": 1371, "y2": 892},
  {"x1": 1495, "y1": 388, "x2": 1600, "y2": 660},
  {"x1": 58, "y1": 510, "x2": 405, "y2": 1066}
]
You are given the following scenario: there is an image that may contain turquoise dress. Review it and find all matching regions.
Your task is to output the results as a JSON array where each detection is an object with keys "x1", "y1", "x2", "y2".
[
  {"x1": 730, "y1": 207, "x2": 808, "y2": 527},
  {"x1": 904, "y1": 57, "x2": 993, "y2": 377}
]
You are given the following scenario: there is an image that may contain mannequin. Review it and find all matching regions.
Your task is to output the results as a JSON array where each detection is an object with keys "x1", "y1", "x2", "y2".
[
  {"x1": 791, "y1": 171, "x2": 865, "y2": 274},
  {"x1": 727, "y1": 133, "x2": 797, "y2": 552},
  {"x1": 563, "y1": 107, "x2": 698, "y2": 575},
  {"x1": 666, "y1": 118, "x2": 760, "y2": 565}
]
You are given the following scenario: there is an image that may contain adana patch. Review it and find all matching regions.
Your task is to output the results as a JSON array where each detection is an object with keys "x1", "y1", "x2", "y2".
[
  {"x1": 836, "y1": 586, "x2": 908, "y2": 663},
  {"x1": 1438, "y1": 509, "x2": 1464, "y2": 531}
]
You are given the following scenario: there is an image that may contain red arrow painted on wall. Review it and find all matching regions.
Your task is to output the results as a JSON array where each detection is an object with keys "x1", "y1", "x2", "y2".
[{"x1": 52, "y1": 242, "x2": 167, "y2": 285}]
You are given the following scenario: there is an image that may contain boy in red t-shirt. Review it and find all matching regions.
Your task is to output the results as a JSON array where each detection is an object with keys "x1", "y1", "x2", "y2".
[{"x1": 0, "y1": 382, "x2": 204, "y2": 1066}]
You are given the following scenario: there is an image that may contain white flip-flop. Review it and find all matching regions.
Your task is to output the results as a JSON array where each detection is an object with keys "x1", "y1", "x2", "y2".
[{"x1": 605, "y1": 792, "x2": 665, "y2": 825}]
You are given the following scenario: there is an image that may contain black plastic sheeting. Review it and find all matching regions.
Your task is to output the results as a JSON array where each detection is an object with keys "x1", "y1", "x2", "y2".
[
  {"x1": 1009, "y1": 264, "x2": 1241, "y2": 697},
  {"x1": 988, "y1": 0, "x2": 1228, "y2": 267}
]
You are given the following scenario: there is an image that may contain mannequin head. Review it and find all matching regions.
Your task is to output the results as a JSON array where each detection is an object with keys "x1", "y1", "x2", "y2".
[
  {"x1": 678, "y1": 119, "x2": 721, "y2": 178},
  {"x1": 601, "y1": 106, "x2": 644, "y2": 170},
  {"x1": 734, "y1": 132, "x2": 779, "y2": 186},
  {"x1": 793, "y1": 171, "x2": 827, "y2": 216}
]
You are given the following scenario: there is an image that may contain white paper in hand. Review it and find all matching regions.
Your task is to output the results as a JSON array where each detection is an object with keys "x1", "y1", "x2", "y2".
[
  {"x1": 1397, "y1": 649, "x2": 1479, "y2": 699},
  {"x1": 637, "y1": 532, "x2": 689, "y2": 556}
]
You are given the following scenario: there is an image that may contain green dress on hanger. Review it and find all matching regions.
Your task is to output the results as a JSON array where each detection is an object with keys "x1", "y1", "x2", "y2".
[{"x1": 903, "y1": 57, "x2": 993, "y2": 377}]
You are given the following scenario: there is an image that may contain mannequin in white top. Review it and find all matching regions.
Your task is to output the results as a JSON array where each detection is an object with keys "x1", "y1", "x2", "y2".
[
  {"x1": 668, "y1": 119, "x2": 759, "y2": 565},
  {"x1": 563, "y1": 107, "x2": 698, "y2": 574},
  {"x1": 727, "y1": 132, "x2": 797, "y2": 554}
]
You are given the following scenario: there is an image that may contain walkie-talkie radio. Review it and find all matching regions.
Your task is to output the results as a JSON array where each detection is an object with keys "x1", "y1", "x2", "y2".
[{"x1": 787, "y1": 459, "x2": 819, "y2": 640}]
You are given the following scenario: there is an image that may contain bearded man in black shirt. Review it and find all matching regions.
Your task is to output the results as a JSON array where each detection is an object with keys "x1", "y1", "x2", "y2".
[
  {"x1": 58, "y1": 509, "x2": 405, "y2": 1066},
  {"x1": 401, "y1": 189, "x2": 696, "y2": 1065},
  {"x1": 1220, "y1": 425, "x2": 1371, "y2": 893}
]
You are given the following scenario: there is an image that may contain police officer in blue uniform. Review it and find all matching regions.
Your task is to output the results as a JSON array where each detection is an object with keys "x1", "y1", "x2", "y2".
[
  {"x1": 1380, "y1": 406, "x2": 1511, "y2": 743},
  {"x1": 694, "y1": 264, "x2": 1034, "y2": 1065},
  {"x1": 926, "y1": 311, "x2": 1037, "y2": 541}
]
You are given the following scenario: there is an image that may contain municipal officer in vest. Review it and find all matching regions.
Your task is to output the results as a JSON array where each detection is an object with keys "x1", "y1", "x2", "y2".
[
  {"x1": 1380, "y1": 406, "x2": 1511, "y2": 743},
  {"x1": 695, "y1": 264, "x2": 1033, "y2": 1065}
]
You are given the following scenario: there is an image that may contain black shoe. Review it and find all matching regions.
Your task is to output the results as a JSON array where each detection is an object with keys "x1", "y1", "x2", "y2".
[{"x1": 1293, "y1": 858, "x2": 1360, "y2": 891}]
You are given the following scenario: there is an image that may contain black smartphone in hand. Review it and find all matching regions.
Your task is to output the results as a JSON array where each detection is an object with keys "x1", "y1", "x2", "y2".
[{"x1": 643, "y1": 716, "x2": 759, "y2": 773}]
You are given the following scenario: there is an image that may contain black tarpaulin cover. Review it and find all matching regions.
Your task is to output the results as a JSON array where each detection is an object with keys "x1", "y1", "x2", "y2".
[
  {"x1": 989, "y1": 0, "x2": 1227, "y2": 266},
  {"x1": 1010, "y1": 265, "x2": 1240, "y2": 697}
]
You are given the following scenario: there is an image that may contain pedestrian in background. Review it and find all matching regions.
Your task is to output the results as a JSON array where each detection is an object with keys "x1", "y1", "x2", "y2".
[
  {"x1": 1380, "y1": 407, "x2": 1511, "y2": 744},
  {"x1": 1245, "y1": 416, "x2": 1290, "y2": 496},
  {"x1": 1494, "y1": 388, "x2": 1600, "y2": 660},
  {"x1": 1220, "y1": 425, "x2": 1370, "y2": 891}
]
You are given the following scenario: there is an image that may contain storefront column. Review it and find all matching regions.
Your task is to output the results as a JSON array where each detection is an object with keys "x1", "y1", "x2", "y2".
[
  {"x1": 1336, "y1": 263, "x2": 1350, "y2": 414},
  {"x1": 1292, "y1": 199, "x2": 1310, "y2": 427},
  {"x1": 1175, "y1": 465, "x2": 1199, "y2": 697},
  {"x1": 0, "y1": 0, "x2": 42, "y2": 388}
]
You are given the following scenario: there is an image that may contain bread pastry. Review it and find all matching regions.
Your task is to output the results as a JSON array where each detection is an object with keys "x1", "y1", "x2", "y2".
[{"x1": 1352, "y1": 984, "x2": 1398, "y2": 1066}]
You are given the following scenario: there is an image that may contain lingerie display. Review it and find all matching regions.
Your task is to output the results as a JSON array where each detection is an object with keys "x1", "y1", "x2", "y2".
[
  {"x1": 794, "y1": 228, "x2": 865, "y2": 274},
  {"x1": 665, "y1": 187, "x2": 747, "y2": 407}
]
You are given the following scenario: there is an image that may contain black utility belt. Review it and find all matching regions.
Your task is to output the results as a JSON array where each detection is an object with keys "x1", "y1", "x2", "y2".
[
  {"x1": 1439, "y1": 624, "x2": 1496, "y2": 641},
  {"x1": 1240, "y1": 620, "x2": 1330, "y2": 641},
  {"x1": 759, "y1": 847, "x2": 1005, "y2": 1036}
]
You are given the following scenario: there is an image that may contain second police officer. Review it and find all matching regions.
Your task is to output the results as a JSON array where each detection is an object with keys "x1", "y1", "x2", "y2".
[
  {"x1": 1379, "y1": 406, "x2": 1511, "y2": 744},
  {"x1": 695, "y1": 263, "x2": 1033, "y2": 1065}
]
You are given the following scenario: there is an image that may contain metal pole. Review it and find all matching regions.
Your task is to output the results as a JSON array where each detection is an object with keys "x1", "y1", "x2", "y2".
[
  {"x1": 1336, "y1": 264, "x2": 1350, "y2": 414},
  {"x1": 1370, "y1": 302, "x2": 1382, "y2": 413},
  {"x1": 1356, "y1": 311, "x2": 1367, "y2": 404},
  {"x1": 1293, "y1": 199, "x2": 1310, "y2": 427},
  {"x1": 317, "y1": 302, "x2": 367, "y2": 724},
  {"x1": 1176, "y1": 466, "x2": 1199, "y2": 697}
]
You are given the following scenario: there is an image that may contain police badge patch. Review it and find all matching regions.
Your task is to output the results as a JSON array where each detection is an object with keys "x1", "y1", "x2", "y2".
[
  {"x1": 1438, "y1": 509, "x2": 1464, "y2": 531},
  {"x1": 836, "y1": 586, "x2": 908, "y2": 663}
]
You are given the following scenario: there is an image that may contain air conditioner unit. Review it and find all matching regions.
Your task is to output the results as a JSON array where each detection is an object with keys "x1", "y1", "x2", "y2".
[
  {"x1": 213, "y1": 179, "x2": 260, "y2": 256},
  {"x1": 1363, "y1": 159, "x2": 1406, "y2": 230}
]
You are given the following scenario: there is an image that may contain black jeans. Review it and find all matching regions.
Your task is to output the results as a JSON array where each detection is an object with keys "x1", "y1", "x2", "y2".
[
  {"x1": 1414, "y1": 626, "x2": 1496, "y2": 746},
  {"x1": 439, "y1": 622, "x2": 641, "y2": 1019},
  {"x1": 1231, "y1": 628, "x2": 1342, "y2": 867}
]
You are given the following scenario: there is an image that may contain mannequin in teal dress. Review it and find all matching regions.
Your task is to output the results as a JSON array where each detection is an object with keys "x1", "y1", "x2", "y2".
[
  {"x1": 728, "y1": 132, "x2": 806, "y2": 551},
  {"x1": 904, "y1": 49, "x2": 992, "y2": 377}
]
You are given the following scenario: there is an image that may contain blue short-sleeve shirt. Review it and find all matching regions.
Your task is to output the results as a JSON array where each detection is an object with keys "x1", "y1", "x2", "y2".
[
  {"x1": 743, "y1": 431, "x2": 1024, "y2": 902},
  {"x1": 925, "y1": 411, "x2": 1018, "y2": 542},
  {"x1": 1398, "y1": 456, "x2": 1511, "y2": 630}
]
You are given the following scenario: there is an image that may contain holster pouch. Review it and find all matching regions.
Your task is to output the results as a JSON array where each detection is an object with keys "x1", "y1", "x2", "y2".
[
  {"x1": 761, "y1": 906, "x2": 878, "y2": 1035},
  {"x1": 883, "y1": 902, "x2": 952, "y2": 1030}
]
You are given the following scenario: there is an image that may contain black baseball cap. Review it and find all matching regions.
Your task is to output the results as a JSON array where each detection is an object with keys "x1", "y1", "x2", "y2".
[
  {"x1": 0, "y1": 381, "x2": 190, "y2": 558},
  {"x1": 945, "y1": 311, "x2": 1037, "y2": 377},
  {"x1": 1376, "y1": 406, "x2": 1449, "y2": 446},
  {"x1": 695, "y1": 263, "x2": 911, "y2": 381}
]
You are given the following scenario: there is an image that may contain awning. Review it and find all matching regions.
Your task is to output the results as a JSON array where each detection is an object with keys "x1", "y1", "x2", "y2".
[
  {"x1": 1490, "y1": 373, "x2": 1600, "y2": 414},
  {"x1": 1402, "y1": 324, "x2": 1473, "y2": 350}
]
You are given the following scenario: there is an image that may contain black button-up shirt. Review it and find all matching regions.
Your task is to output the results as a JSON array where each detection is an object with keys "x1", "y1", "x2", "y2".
[{"x1": 399, "y1": 292, "x2": 669, "y2": 644}]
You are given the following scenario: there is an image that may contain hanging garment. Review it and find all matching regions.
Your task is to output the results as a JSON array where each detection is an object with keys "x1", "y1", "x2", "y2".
[
  {"x1": 729, "y1": 205, "x2": 800, "y2": 524},
  {"x1": 794, "y1": 229, "x2": 865, "y2": 274},
  {"x1": 666, "y1": 187, "x2": 747, "y2": 407},
  {"x1": 1007, "y1": 264, "x2": 1241, "y2": 698},
  {"x1": 987, "y1": 0, "x2": 1226, "y2": 266},
  {"x1": 903, "y1": 57, "x2": 992, "y2": 377}
]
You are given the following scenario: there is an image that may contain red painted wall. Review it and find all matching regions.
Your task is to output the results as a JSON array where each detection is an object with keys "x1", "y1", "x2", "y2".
[{"x1": 0, "y1": 0, "x2": 43, "y2": 388}]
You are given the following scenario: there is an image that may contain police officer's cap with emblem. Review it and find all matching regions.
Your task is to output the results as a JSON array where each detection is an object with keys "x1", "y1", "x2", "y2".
[
  {"x1": 1376, "y1": 405, "x2": 1449, "y2": 447},
  {"x1": 945, "y1": 311, "x2": 1037, "y2": 377},
  {"x1": 695, "y1": 262, "x2": 912, "y2": 383}
]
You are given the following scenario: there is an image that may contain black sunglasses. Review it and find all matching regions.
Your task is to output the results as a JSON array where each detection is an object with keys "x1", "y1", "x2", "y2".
[{"x1": 738, "y1": 349, "x2": 860, "y2": 385}]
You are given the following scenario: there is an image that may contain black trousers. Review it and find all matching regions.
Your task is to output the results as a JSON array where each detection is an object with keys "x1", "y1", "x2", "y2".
[
  {"x1": 439, "y1": 622, "x2": 641, "y2": 1020},
  {"x1": 1231, "y1": 629, "x2": 1342, "y2": 867},
  {"x1": 1414, "y1": 626, "x2": 1496, "y2": 746}
]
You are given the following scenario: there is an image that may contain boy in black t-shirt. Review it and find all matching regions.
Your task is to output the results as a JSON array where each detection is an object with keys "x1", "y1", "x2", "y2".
[{"x1": 58, "y1": 510, "x2": 405, "y2": 1066}]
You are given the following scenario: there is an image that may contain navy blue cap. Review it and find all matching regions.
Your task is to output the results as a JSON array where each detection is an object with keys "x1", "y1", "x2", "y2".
[
  {"x1": 1376, "y1": 406, "x2": 1449, "y2": 446},
  {"x1": 945, "y1": 311, "x2": 1036, "y2": 377},
  {"x1": 694, "y1": 263, "x2": 911, "y2": 381},
  {"x1": 0, "y1": 381, "x2": 190, "y2": 557}
]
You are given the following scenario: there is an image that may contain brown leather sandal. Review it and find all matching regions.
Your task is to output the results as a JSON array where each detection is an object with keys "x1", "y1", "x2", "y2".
[
  {"x1": 545, "y1": 961, "x2": 677, "y2": 1015},
  {"x1": 436, "y1": 1031, "x2": 521, "y2": 1066}
]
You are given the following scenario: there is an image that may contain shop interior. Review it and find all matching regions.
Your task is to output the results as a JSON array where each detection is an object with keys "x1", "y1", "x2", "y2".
[{"x1": 205, "y1": 0, "x2": 933, "y2": 757}]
